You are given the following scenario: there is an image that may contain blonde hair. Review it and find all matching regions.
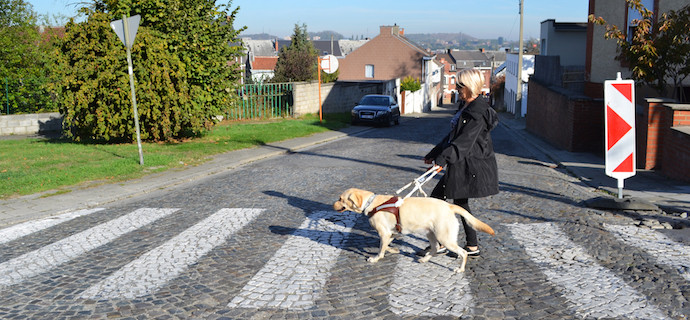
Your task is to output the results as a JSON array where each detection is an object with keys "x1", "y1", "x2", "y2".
[{"x1": 457, "y1": 69, "x2": 484, "y2": 98}]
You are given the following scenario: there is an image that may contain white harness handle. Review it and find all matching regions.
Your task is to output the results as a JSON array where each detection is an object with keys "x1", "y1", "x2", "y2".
[{"x1": 396, "y1": 165, "x2": 443, "y2": 199}]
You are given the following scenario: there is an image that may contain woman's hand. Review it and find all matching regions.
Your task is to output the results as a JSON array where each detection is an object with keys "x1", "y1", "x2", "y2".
[{"x1": 423, "y1": 158, "x2": 434, "y2": 164}]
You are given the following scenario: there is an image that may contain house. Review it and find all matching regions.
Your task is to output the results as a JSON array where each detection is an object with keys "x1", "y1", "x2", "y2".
[
  {"x1": 337, "y1": 25, "x2": 442, "y2": 112},
  {"x1": 448, "y1": 49, "x2": 507, "y2": 96},
  {"x1": 586, "y1": 0, "x2": 690, "y2": 100},
  {"x1": 504, "y1": 53, "x2": 535, "y2": 117},
  {"x1": 540, "y1": 19, "x2": 587, "y2": 66},
  {"x1": 536, "y1": 19, "x2": 588, "y2": 94},
  {"x1": 525, "y1": 0, "x2": 690, "y2": 183},
  {"x1": 242, "y1": 38, "x2": 367, "y2": 83},
  {"x1": 243, "y1": 40, "x2": 279, "y2": 83},
  {"x1": 436, "y1": 52, "x2": 458, "y2": 104},
  {"x1": 338, "y1": 25, "x2": 432, "y2": 81},
  {"x1": 586, "y1": 0, "x2": 690, "y2": 182}
]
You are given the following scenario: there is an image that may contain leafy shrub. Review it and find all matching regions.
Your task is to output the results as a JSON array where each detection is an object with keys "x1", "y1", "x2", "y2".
[
  {"x1": 48, "y1": 0, "x2": 245, "y2": 141},
  {"x1": 401, "y1": 76, "x2": 422, "y2": 92}
]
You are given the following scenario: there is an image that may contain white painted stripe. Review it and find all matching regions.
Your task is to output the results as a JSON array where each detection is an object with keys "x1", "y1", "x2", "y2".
[
  {"x1": 80, "y1": 208, "x2": 263, "y2": 299},
  {"x1": 228, "y1": 210, "x2": 357, "y2": 310},
  {"x1": 0, "y1": 208, "x2": 178, "y2": 288},
  {"x1": 389, "y1": 235, "x2": 472, "y2": 317},
  {"x1": 0, "y1": 208, "x2": 105, "y2": 245},
  {"x1": 506, "y1": 222, "x2": 669, "y2": 320},
  {"x1": 604, "y1": 224, "x2": 690, "y2": 281}
]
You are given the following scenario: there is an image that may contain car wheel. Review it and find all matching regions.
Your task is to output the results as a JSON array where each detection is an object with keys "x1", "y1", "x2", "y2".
[{"x1": 394, "y1": 117, "x2": 400, "y2": 125}]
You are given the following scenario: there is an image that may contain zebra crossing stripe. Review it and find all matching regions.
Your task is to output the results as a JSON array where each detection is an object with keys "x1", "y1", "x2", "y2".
[
  {"x1": 80, "y1": 208, "x2": 264, "y2": 299},
  {"x1": 388, "y1": 235, "x2": 472, "y2": 317},
  {"x1": 0, "y1": 208, "x2": 105, "y2": 245},
  {"x1": 506, "y1": 222, "x2": 669, "y2": 320},
  {"x1": 604, "y1": 224, "x2": 690, "y2": 281},
  {"x1": 227, "y1": 210, "x2": 358, "y2": 310},
  {"x1": 0, "y1": 208, "x2": 178, "y2": 288}
]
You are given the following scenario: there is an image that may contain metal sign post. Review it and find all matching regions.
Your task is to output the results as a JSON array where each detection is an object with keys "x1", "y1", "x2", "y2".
[
  {"x1": 604, "y1": 72, "x2": 636, "y2": 198},
  {"x1": 318, "y1": 54, "x2": 338, "y2": 123},
  {"x1": 111, "y1": 14, "x2": 144, "y2": 165}
]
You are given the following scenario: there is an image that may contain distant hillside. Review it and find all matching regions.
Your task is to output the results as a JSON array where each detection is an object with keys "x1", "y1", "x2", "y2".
[
  {"x1": 241, "y1": 31, "x2": 345, "y2": 41},
  {"x1": 309, "y1": 30, "x2": 345, "y2": 40},
  {"x1": 406, "y1": 32, "x2": 476, "y2": 42}
]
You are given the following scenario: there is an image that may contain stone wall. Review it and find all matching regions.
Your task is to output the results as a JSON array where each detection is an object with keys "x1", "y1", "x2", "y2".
[
  {"x1": 0, "y1": 113, "x2": 62, "y2": 136},
  {"x1": 292, "y1": 80, "x2": 394, "y2": 116}
]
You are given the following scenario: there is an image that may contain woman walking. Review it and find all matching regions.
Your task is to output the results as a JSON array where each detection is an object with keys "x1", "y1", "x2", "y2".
[{"x1": 418, "y1": 68, "x2": 499, "y2": 257}]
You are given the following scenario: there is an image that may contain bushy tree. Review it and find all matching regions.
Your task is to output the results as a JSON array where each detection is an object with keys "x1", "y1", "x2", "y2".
[
  {"x1": 49, "y1": 0, "x2": 245, "y2": 141},
  {"x1": 320, "y1": 69, "x2": 338, "y2": 83},
  {"x1": 0, "y1": 0, "x2": 56, "y2": 113},
  {"x1": 272, "y1": 23, "x2": 318, "y2": 83},
  {"x1": 590, "y1": 0, "x2": 690, "y2": 101},
  {"x1": 400, "y1": 76, "x2": 421, "y2": 92}
]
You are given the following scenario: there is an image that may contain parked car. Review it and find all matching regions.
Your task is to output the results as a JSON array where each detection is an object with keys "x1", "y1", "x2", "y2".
[{"x1": 350, "y1": 94, "x2": 400, "y2": 127}]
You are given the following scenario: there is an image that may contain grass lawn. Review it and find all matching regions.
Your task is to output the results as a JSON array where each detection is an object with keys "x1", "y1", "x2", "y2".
[{"x1": 0, "y1": 113, "x2": 351, "y2": 199}]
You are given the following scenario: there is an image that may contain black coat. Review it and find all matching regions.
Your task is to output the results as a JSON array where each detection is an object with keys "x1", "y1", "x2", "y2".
[{"x1": 425, "y1": 98, "x2": 499, "y2": 199}]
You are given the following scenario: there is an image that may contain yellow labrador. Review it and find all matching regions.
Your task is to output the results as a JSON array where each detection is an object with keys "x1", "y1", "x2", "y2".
[{"x1": 333, "y1": 188, "x2": 495, "y2": 273}]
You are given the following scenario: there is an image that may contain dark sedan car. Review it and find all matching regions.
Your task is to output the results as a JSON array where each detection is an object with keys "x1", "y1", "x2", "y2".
[{"x1": 350, "y1": 94, "x2": 401, "y2": 127}]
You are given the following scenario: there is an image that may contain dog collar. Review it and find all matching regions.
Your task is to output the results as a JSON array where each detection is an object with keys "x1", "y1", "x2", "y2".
[{"x1": 362, "y1": 194, "x2": 377, "y2": 214}]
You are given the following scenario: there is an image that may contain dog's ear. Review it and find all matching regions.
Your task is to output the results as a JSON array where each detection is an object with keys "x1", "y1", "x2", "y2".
[{"x1": 348, "y1": 190, "x2": 363, "y2": 209}]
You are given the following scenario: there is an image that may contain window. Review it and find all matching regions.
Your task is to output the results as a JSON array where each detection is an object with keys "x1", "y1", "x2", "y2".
[
  {"x1": 365, "y1": 65, "x2": 374, "y2": 78},
  {"x1": 626, "y1": 0, "x2": 654, "y2": 41}
]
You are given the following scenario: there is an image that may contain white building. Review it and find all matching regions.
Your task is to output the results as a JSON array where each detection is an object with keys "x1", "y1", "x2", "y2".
[{"x1": 504, "y1": 53, "x2": 535, "y2": 117}]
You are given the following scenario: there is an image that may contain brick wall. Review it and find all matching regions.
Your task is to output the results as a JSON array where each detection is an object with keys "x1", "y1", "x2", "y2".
[
  {"x1": 662, "y1": 127, "x2": 690, "y2": 183},
  {"x1": 0, "y1": 113, "x2": 62, "y2": 136},
  {"x1": 526, "y1": 80, "x2": 604, "y2": 153},
  {"x1": 641, "y1": 99, "x2": 679, "y2": 170}
]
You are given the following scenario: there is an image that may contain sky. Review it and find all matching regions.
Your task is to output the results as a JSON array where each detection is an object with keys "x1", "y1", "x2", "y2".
[{"x1": 28, "y1": 0, "x2": 589, "y2": 41}]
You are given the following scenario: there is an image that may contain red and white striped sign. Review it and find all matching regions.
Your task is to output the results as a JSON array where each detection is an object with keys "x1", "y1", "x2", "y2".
[{"x1": 604, "y1": 76, "x2": 636, "y2": 180}]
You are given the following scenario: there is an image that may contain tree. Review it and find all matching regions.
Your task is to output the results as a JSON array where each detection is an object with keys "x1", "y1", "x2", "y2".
[
  {"x1": 272, "y1": 23, "x2": 318, "y2": 83},
  {"x1": 590, "y1": 0, "x2": 690, "y2": 101},
  {"x1": 48, "y1": 0, "x2": 246, "y2": 141},
  {"x1": 0, "y1": 0, "x2": 56, "y2": 113},
  {"x1": 400, "y1": 76, "x2": 421, "y2": 92}
]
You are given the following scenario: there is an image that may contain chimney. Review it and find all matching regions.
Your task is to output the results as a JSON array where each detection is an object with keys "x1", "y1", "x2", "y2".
[
  {"x1": 275, "y1": 39, "x2": 279, "y2": 52},
  {"x1": 399, "y1": 28, "x2": 404, "y2": 36},
  {"x1": 479, "y1": 48, "x2": 485, "y2": 53},
  {"x1": 381, "y1": 25, "x2": 401, "y2": 36}
]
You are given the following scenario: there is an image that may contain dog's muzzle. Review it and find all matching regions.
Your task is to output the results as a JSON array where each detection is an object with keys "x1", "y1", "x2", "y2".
[{"x1": 333, "y1": 201, "x2": 347, "y2": 212}]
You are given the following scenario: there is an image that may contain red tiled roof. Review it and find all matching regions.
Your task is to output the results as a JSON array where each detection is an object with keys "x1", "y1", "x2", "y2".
[{"x1": 252, "y1": 56, "x2": 278, "y2": 70}]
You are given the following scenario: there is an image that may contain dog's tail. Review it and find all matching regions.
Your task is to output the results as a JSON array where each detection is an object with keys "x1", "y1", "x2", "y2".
[{"x1": 450, "y1": 204, "x2": 495, "y2": 236}]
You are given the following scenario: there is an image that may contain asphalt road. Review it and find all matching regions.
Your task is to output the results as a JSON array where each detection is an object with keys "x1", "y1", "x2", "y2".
[{"x1": 0, "y1": 108, "x2": 688, "y2": 319}]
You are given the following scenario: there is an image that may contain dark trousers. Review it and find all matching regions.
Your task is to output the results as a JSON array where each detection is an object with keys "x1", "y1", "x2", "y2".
[{"x1": 431, "y1": 180, "x2": 478, "y2": 247}]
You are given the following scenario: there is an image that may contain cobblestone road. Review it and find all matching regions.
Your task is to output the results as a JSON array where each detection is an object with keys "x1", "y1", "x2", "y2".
[{"x1": 0, "y1": 110, "x2": 688, "y2": 319}]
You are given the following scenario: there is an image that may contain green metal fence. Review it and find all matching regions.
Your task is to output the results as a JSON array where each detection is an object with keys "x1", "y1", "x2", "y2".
[
  {"x1": 1, "y1": 76, "x2": 56, "y2": 115},
  {"x1": 229, "y1": 82, "x2": 293, "y2": 120}
]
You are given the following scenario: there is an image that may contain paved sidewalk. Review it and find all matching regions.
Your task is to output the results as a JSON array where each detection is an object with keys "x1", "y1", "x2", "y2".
[
  {"x1": 2, "y1": 108, "x2": 689, "y2": 229},
  {"x1": 497, "y1": 112, "x2": 690, "y2": 216}
]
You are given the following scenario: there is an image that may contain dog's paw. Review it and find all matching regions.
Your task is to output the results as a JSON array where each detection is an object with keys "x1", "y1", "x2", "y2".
[
  {"x1": 453, "y1": 267, "x2": 465, "y2": 273},
  {"x1": 418, "y1": 254, "x2": 431, "y2": 263},
  {"x1": 367, "y1": 256, "x2": 380, "y2": 263},
  {"x1": 386, "y1": 247, "x2": 399, "y2": 254}
]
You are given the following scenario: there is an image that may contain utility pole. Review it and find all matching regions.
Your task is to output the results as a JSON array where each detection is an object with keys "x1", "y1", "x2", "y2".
[{"x1": 516, "y1": 0, "x2": 524, "y2": 119}]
